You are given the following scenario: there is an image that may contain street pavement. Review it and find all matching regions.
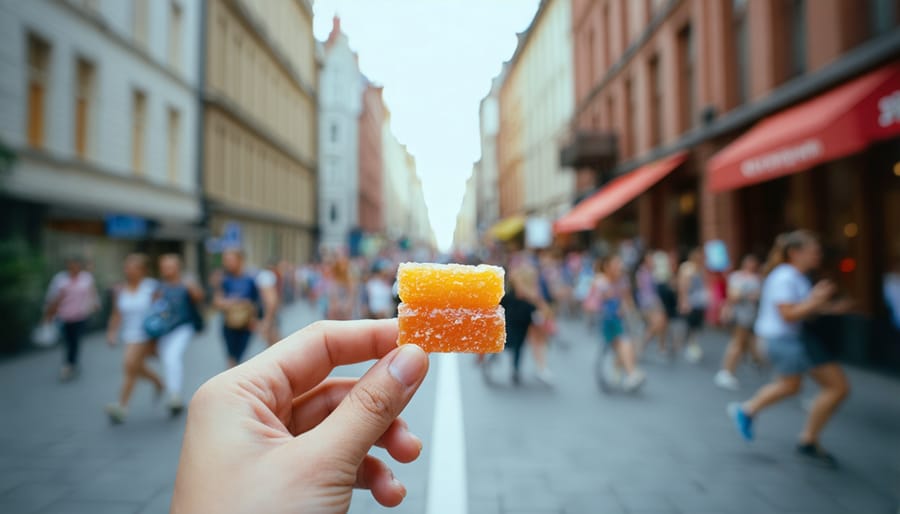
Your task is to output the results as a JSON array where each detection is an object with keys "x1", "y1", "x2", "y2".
[{"x1": 0, "y1": 302, "x2": 897, "y2": 513}]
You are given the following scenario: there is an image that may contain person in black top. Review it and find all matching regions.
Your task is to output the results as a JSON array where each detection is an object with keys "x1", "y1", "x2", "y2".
[{"x1": 499, "y1": 267, "x2": 539, "y2": 386}]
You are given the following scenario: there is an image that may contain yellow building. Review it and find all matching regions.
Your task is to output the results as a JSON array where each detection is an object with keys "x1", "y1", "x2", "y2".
[{"x1": 202, "y1": 0, "x2": 317, "y2": 267}]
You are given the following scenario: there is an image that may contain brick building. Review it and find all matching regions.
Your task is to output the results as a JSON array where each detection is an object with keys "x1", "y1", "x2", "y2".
[
  {"x1": 559, "y1": 0, "x2": 900, "y2": 363},
  {"x1": 358, "y1": 82, "x2": 385, "y2": 234}
]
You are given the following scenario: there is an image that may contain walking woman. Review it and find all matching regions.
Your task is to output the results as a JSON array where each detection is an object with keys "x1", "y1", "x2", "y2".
[
  {"x1": 595, "y1": 255, "x2": 646, "y2": 391},
  {"x1": 715, "y1": 254, "x2": 764, "y2": 390},
  {"x1": 677, "y1": 248, "x2": 709, "y2": 363},
  {"x1": 728, "y1": 231, "x2": 852, "y2": 467},
  {"x1": 44, "y1": 256, "x2": 99, "y2": 381},
  {"x1": 156, "y1": 254, "x2": 204, "y2": 415},
  {"x1": 326, "y1": 256, "x2": 356, "y2": 321},
  {"x1": 105, "y1": 254, "x2": 163, "y2": 424},
  {"x1": 635, "y1": 252, "x2": 669, "y2": 355}
]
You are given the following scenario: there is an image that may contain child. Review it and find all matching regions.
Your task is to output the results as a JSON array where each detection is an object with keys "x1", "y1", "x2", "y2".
[{"x1": 595, "y1": 254, "x2": 646, "y2": 391}]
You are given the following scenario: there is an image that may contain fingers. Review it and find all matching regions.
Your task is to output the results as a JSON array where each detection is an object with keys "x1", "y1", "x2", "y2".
[
  {"x1": 245, "y1": 319, "x2": 400, "y2": 399},
  {"x1": 355, "y1": 455, "x2": 406, "y2": 508},
  {"x1": 307, "y1": 344, "x2": 428, "y2": 467},
  {"x1": 375, "y1": 418, "x2": 423, "y2": 464}
]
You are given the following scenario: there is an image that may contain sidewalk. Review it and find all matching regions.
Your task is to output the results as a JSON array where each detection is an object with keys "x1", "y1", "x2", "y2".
[{"x1": 461, "y1": 317, "x2": 900, "y2": 514}]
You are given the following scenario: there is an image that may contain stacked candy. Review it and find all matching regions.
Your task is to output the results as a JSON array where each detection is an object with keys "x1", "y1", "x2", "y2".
[{"x1": 396, "y1": 263, "x2": 506, "y2": 353}]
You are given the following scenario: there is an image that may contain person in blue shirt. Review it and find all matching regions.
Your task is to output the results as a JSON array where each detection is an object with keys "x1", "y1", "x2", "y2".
[{"x1": 214, "y1": 248, "x2": 261, "y2": 368}]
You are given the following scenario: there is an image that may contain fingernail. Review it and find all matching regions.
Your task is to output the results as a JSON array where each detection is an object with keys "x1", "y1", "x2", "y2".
[{"x1": 389, "y1": 344, "x2": 426, "y2": 387}]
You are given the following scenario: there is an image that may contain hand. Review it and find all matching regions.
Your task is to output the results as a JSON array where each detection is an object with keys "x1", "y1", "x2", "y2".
[
  {"x1": 827, "y1": 298, "x2": 855, "y2": 314},
  {"x1": 809, "y1": 280, "x2": 837, "y2": 308},
  {"x1": 171, "y1": 319, "x2": 429, "y2": 514}
]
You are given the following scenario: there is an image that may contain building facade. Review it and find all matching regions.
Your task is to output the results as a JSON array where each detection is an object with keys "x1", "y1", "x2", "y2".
[
  {"x1": 496, "y1": 0, "x2": 575, "y2": 225},
  {"x1": 476, "y1": 77, "x2": 502, "y2": 235},
  {"x1": 382, "y1": 112, "x2": 413, "y2": 240},
  {"x1": 0, "y1": 0, "x2": 202, "y2": 289},
  {"x1": 566, "y1": 0, "x2": 900, "y2": 363},
  {"x1": 453, "y1": 170, "x2": 479, "y2": 252},
  {"x1": 318, "y1": 15, "x2": 362, "y2": 250},
  {"x1": 203, "y1": 0, "x2": 317, "y2": 268},
  {"x1": 358, "y1": 82, "x2": 385, "y2": 234}
]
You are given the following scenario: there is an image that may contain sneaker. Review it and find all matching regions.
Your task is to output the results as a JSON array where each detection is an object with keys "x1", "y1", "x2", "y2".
[
  {"x1": 685, "y1": 343, "x2": 703, "y2": 363},
  {"x1": 796, "y1": 443, "x2": 838, "y2": 468},
  {"x1": 167, "y1": 396, "x2": 184, "y2": 417},
  {"x1": 727, "y1": 402, "x2": 753, "y2": 441},
  {"x1": 622, "y1": 370, "x2": 646, "y2": 392},
  {"x1": 714, "y1": 370, "x2": 740, "y2": 391},
  {"x1": 535, "y1": 368, "x2": 555, "y2": 387},
  {"x1": 105, "y1": 403, "x2": 127, "y2": 425}
]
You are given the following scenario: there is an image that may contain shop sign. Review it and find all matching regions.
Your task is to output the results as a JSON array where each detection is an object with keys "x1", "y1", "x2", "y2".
[
  {"x1": 105, "y1": 214, "x2": 149, "y2": 239},
  {"x1": 740, "y1": 138, "x2": 823, "y2": 179}
]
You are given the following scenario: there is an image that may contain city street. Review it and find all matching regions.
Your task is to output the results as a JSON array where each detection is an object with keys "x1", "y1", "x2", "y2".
[{"x1": 0, "y1": 302, "x2": 898, "y2": 514}]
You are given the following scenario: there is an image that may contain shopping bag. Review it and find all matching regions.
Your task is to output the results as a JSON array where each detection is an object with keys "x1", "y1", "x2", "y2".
[{"x1": 32, "y1": 322, "x2": 59, "y2": 347}]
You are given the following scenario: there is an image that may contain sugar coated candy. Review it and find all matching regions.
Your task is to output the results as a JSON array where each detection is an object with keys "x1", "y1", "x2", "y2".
[{"x1": 396, "y1": 262, "x2": 506, "y2": 353}]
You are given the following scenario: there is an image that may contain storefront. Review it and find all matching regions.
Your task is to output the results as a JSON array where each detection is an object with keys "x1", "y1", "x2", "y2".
[{"x1": 707, "y1": 61, "x2": 900, "y2": 367}]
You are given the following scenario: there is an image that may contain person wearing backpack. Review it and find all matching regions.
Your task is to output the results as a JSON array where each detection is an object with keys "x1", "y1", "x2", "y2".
[{"x1": 148, "y1": 254, "x2": 205, "y2": 416}]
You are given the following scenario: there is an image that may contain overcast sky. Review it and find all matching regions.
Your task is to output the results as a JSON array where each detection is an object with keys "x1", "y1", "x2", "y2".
[{"x1": 312, "y1": 0, "x2": 540, "y2": 251}]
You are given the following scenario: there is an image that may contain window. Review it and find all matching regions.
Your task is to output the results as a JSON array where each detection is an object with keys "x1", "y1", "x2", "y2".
[
  {"x1": 602, "y1": 3, "x2": 611, "y2": 71},
  {"x1": 26, "y1": 34, "x2": 51, "y2": 148},
  {"x1": 133, "y1": 0, "x2": 149, "y2": 47},
  {"x1": 732, "y1": 0, "x2": 750, "y2": 104},
  {"x1": 168, "y1": 1, "x2": 183, "y2": 70},
  {"x1": 648, "y1": 55, "x2": 663, "y2": 147},
  {"x1": 330, "y1": 123, "x2": 339, "y2": 143},
  {"x1": 74, "y1": 58, "x2": 95, "y2": 159},
  {"x1": 625, "y1": 77, "x2": 637, "y2": 158},
  {"x1": 868, "y1": 0, "x2": 897, "y2": 38},
  {"x1": 167, "y1": 108, "x2": 181, "y2": 183},
  {"x1": 785, "y1": 0, "x2": 806, "y2": 78},
  {"x1": 330, "y1": 203, "x2": 338, "y2": 223},
  {"x1": 677, "y1": 24, "x2": 695, "y2": 133},
  {"x1": 131, "y1": 90, "x2": 146, "y2": 175}
]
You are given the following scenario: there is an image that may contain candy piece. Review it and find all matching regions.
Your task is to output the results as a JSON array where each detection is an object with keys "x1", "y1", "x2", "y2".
[
  {"x1": 397, "y1": 304, "x2": 506, "y2": 353},
  {"x1": 397, "y1": 262, "x2": 505, "y2": 309}
]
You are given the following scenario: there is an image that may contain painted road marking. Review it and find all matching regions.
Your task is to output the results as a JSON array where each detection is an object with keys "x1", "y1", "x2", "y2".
[{"x1": 426, "y1": 353, "x2": 468, "y2": 514}]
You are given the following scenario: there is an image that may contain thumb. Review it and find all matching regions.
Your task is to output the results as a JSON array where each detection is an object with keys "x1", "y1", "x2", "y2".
[{"x1": 311, "y1": 343, "x2": 429, "y2": 467}]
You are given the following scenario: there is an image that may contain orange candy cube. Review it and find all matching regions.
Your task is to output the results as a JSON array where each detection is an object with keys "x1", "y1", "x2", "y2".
[
  {"x1": 397, "y1": 263, "x2": 505, "y2": 309},
  {"x1": 396, "y1": 262, "x2": 506, "y2": 353}
]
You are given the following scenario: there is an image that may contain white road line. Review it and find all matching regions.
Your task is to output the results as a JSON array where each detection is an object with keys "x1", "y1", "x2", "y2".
[{"x1": 425, "y1": 353, "x2": 468, "y2": 514}]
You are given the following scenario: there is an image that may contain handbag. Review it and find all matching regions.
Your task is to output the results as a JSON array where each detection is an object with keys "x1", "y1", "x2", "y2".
[
  {"x1": 143, "y1": 298, "x2": 178, "y2": 339},
  {"x1": 224, "y1": 301, "x2": 255, "y2": 330},
  {"x1": 32, "y1": 322, "x2": 59, "y2": 347}
]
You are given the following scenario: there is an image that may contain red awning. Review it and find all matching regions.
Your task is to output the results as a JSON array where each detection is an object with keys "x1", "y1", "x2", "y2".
[
  {"x1": 708, "y1": 61, "x2": 900, "y2": 192},
  {"x1": 554, "y1": 151, "x2": 687, "y2": 234}
]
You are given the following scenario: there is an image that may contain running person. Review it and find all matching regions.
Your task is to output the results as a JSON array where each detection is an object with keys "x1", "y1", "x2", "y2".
[
  {"x1": 728, "y1": 231, "x2": 852, "y2": 466},
  {"x1": 596, "y1": 255, "x2": 646, "y2": 391},
  {"x1": 715, "y1": 254, "x2": 764, "y2": 390},
  {"x1": 104, "y1": 254, "x2": 163, "y2": 424}
]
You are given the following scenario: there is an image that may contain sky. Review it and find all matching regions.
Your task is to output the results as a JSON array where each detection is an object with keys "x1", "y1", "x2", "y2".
[{"x1": 312, "y1": 0, "x2": 540, "y2": 251}]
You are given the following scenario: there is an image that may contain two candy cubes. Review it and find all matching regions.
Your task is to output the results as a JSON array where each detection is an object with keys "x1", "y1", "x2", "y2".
[{"x1": 396, "y1": 263, "x2": 506, "y2": 353}]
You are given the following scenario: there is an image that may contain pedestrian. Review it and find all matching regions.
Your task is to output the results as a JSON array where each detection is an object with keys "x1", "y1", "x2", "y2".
[
  {"x1": 171, "y1": 320, "x2": 429, "y2": 512},
  {"x1": 677, "y1": 247, "x2": 709, "y2": 363},
  {"x1": 715, "y1": 254, "x2": 764, "y2": 390},
  {"x1": 104, "y1": 253, "x2": 163, "y2": 424},
  {"x1": 325, "y1": 256, "x2": 355, "y2": 321},
  {"x1": 498, "y1": 265, "x2": 539, "y2": 386},
  {"x1": 595, "y1": 254, "x2": 646, "y2": 391},
  {"x1": 366, "y1": 260, "x2": 395, "y2": 320},
  {"x1": 155, "y1": 254, "x2": 204, "y2": 415},
  {"x1": 214, "y1": 248, "x2": 261, "y2": 368},
  {"x1": 43, "y1": 255, "x2": 99, "y2": 381},
  {"x1": 520, "y1": 259, "x2": 555, "y2": 385},
  {"x1": 256, "y1": 259, "x2": 282, "y2": 346},
  {"x1": 728, "y1": 230, "x2": 852, "y2": 467},
  {"x1": 635, "y1": 251, "x2": 669, "y2": 355}
]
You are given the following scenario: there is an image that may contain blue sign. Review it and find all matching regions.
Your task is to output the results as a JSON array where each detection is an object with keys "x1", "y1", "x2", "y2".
[
  {"x1": 705, "y1": 239, "x2": 731, "y2": 272},
  {"x1": 222, "y1": 221, "x2": 243, "y2": 247},
  {"x1": 105, "y1": 214, "x2": 149, "y2": 239}
]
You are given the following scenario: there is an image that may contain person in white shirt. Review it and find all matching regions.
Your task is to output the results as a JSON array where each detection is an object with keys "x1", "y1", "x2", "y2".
[
  {"x1": 256, "y1": 262, "x2": 281, "y2": 346},
  {"x1": 714, "y1": 254, "x2": 764, "y2": 390},
  {"x1": 105, "y1": 254, "x2": 163, "y2": 423},
  {"x1": 728, "y1": 231, "x2": 852, "y2": 467},
  {"x1": 366, "y1": 262, "x2": 395, "y2": 320}
]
